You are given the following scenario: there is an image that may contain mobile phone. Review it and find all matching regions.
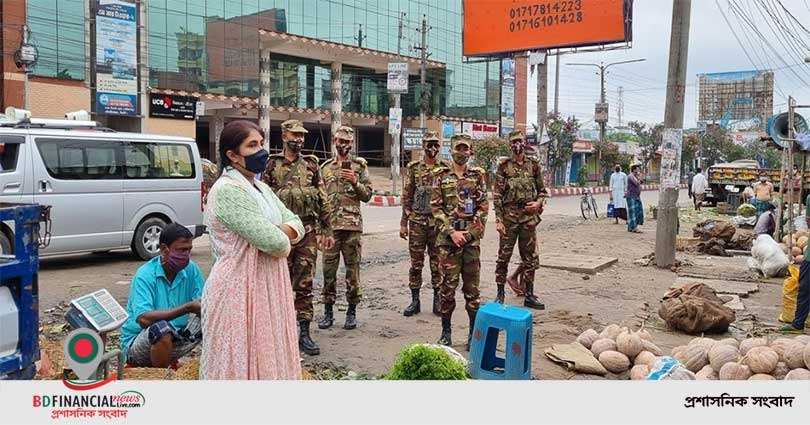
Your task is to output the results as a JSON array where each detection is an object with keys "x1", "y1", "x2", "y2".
[{"x1": 341, "y1": 161, "x2": 352, "y2": 170}]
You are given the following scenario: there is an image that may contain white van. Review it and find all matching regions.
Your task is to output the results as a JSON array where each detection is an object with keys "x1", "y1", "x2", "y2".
[{"x1": 0, "y1": 117, "x2": 205, "y2": 260}]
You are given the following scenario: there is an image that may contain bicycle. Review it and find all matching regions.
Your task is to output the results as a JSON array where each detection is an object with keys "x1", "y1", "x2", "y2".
[{"x1": 580, "y1": 188, "x2": 599, "y2": 220}]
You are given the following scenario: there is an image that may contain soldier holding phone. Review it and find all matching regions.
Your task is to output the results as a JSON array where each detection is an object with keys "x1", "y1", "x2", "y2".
[{"x1": 318, "y1": 126, "x2": 372, "y2": 331}]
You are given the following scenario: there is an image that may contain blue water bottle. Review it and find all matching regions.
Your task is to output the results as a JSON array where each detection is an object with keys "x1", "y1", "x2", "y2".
[{"x1": 464, "y1": 189, "x2": 474, "y2": 214}]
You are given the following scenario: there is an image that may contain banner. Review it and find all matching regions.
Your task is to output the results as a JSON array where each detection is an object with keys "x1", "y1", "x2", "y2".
[
  {"x1": 95, "y1": 0, "x2": 138, "y2": 116},
  {"x1": 462, "y1": 122, "x2": 499, "y2": 140},
  {"x1": 500, "y1": 58, "x2": 516, "y2": 138},
  {"x1": 402, "y1": 128, "x2": 426, "y2": 151},
  {"x1": 149, "y1": 94, "x2": 198, "y2": 120}
]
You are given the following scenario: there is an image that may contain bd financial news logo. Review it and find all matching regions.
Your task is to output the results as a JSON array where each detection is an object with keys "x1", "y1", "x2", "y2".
[{"x1": 31, "y1": 329, "x2": 146, "y2": 420}]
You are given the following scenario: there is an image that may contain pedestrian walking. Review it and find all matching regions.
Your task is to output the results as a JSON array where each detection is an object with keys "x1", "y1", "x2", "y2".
[
  {"x1": 627, "y1": 164, "x2": 644, "y2": 233},
  {"x1": 400, "y1": 131, "x2": 446, "y2": 316},
  {"x1": 609, "y1": 164, "x2": 628, "y2": 224},
  {"x1": 263, "y1": 120, "x2": 334, "y2": 356},
  {"x1": 493, "y1": 130, "x2": 547, "y2": 310},
  {"x1": 691, "y1": 167, "x2": 708, "y2": 211},
  {"x1": 318, "y1": 126, "x2": 372, "y2": 331},
  {"x1": 202, "y1": 120, "x2": 305, "y2": 379},
  {"x1": 431, "y1": 134, "x2": 488, "y2": 349}
]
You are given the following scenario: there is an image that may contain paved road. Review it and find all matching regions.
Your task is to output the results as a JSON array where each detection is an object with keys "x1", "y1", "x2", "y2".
[{"x1": 362, "y1": 188, "x2": 692, "y2": 235}]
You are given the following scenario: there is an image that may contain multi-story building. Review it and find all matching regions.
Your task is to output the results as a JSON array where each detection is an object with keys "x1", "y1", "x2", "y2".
[{"x1": 1, "y1": 1, "x2": 528, "y2": 166}]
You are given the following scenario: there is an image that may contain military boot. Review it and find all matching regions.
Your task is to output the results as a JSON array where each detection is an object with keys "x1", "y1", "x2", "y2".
[
  {"x1": 438, "y1": 317, "x2": 452, "y2": 346},
  {"x1": 298, "y1": 320, "x2": 320, "y2": 356},
  {"x1": 432, "y1": 287, "x2": 441, "y2": 316},
  {"x1": 318, "y1": 304, "x2": 334, "y2": 329},
  {"x1": 495, "y1": 284, "x2": 506, "y2": 304},
  {"x1": 523, "y1": 282, "x2": 546, "y2": 310},
  {"x1": 466, "y1": 310, "x2": 477, "y2": 351},
  {"x1": 344, "y1": 304, "x2": 357, "y2": 330},
  {"x1": 403, "y1": 288, "x2": 421, "y2": 316}
]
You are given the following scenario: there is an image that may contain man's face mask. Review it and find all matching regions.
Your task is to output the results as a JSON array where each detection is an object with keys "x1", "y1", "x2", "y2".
[
  {"x1": 510, "y1": 140, "x2": 525, "y2": 155},
  {"x1": 424, "y1": 142, "x2": 440, "y2": 159},
  {"x1": 615, "y1": 166, "x2": 621, "y2": 172},
  {"x1": 163, "y1": 248, "x2": 191, "y2": 272},
  {"x1": 336, "y1": 141, "x2": 352, "y2": 156},
  {"x1": 760, "y1": 176, "x2": 767, "y2": 182},
  {"x1": 452, "y1": 150, "x2": 470, "y2": 165},
  {"x1": 284, "y1": 133, "x2": 304, "y2": 153}
]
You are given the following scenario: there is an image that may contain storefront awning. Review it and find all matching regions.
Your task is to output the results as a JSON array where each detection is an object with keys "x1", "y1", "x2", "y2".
[{"x1": 259, "y1": 29, "x2": 445, "y2": 74}]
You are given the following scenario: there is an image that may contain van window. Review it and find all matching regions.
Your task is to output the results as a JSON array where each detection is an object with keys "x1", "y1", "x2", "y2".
[
  {"x1": 35, "y1": 138, "x2": 123, "y2": 179},
  {"x1": 0, "y1": 136, "x2": 23, "y2": 173},
  {"x1": 125, "y1": 142, "x2": 195, "y2": 179}
]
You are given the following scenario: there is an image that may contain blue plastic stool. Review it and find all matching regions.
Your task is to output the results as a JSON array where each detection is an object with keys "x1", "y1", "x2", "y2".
[{"x1": 468, "y1": 302, "x2": 533, "y2": 380}]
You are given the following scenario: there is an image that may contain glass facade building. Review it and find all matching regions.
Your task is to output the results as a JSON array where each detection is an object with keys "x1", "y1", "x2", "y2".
[
  {"x1": 27, "y1": 0, "x2": 87, "y2": 81},
  {"x1": 146, "y1": 0, "x2": 500, "y2": 120}
]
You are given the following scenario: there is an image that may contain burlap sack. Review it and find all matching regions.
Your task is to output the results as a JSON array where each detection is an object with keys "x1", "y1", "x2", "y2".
[
  {"x1": 659, "y1": 284, "x2": 736, "y2": 334},
  {"x1": 693, "y1": 219, "x2": 736, "y2": 242}
]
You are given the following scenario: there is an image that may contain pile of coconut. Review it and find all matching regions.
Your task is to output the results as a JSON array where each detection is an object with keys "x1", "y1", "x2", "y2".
[
  {"x1": 780, "y1": 230, "x2": 808, "y2": 264},
  {"x1": 673, "y1": 335, "x2": 810, "y2": 380},
  {"x1": 576, "y1": 324, "x2": 664, "y2": 379}
]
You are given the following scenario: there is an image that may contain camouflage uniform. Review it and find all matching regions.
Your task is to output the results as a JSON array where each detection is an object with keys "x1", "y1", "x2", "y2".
[
  {"x1": 400, "y1": 131, "x2": 445, "y2": 316},
  {"x1": 432, "y1": 134, "x2": 488, "y2": 347},
  {"x1": 263, "y1": 120, "x2": 332, "y2": 324},
  {"x1": 493, "y1": 130, "x2": 548, "y2": 309},
  {"x1": 320, "y1": 127, "x2": 373, "y2": 308}
]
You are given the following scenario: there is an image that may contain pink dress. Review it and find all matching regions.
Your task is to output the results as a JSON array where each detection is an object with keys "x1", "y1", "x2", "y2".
[{"x1": 201, "y1": 168, "x2": 305, "y2": 380}]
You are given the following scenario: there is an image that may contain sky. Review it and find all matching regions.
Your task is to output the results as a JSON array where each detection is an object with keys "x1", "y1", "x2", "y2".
[{"x1": 525, "y1": 0, "x2": 810, "y2": 131}]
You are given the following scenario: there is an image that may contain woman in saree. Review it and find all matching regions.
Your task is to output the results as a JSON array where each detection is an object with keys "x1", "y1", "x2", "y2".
[{"x1": 201, "y1": 120, "x2": 304, "y2": 379}]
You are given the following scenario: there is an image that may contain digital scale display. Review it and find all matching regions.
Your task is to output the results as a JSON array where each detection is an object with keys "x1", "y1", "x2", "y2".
[{"x1": 67, "y1": 289, "x2": 128, "y2": 333}]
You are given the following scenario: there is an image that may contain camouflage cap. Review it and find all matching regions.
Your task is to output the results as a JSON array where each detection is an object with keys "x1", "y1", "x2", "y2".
[
  {"x1": 334, "y1": 125, "x2": 355, "y2": 141},
  {"x1": 450, "y1": 133, "x2": 473, "y2": 148},
  {"x1": 281, "y1": 119, "x2": 308, "y2": 133},
  {"x1": 422, "y1": 130, "x2": 441, "y2": 143},
  {"x1": 508, "y1": 130, "x2": 525, "y2": 142}
]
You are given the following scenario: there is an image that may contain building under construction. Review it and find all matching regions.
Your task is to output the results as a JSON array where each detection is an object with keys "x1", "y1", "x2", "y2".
[{"x1": 697, "y1": 70, "x2": 774, "y2": 132}]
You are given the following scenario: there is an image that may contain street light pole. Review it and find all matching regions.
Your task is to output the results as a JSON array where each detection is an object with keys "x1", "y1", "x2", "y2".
[{"x1": 567, "y1": 59, "x2": 645, "y2": 181}]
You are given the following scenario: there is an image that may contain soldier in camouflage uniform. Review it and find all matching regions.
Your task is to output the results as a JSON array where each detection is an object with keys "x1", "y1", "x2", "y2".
[
  {"x1": 317, "y1": 126, "x2": 372, "y2": 331},
  {"x1": 400, "y1": 130, "x2": 445, "y2": 317},
  {"x1": 431, "y1": 134, "x2": 489, "y2": 349},
  {"x1": 263, "y1": 119, "x2": 334, "y2": 356},
  {"x1": 493, "y1": 130, "x2": 548, "y2": 310}
]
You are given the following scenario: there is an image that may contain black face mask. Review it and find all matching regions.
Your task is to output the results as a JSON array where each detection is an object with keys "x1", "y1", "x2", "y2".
[
  {"x1": 424, "y1": 143, "x2": 440, "y2": 159},
  {"x1": 336, "y1": 143, "x2": 352, "y2": 157},
  {"x1": 615, "y1": 167, "x2": 621, "y2": 173},
  {"x1": 510, "y1": 141, "x2": 525, "y2": 155},
  {"x1": 285, "y1": 139, "x2": 303, "y2": 153}
]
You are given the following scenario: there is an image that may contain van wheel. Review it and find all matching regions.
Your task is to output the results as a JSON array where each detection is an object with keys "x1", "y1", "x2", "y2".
[
  {"x1": 0, "y1": 232, "x2": 12, "y2": 256},
  {"x1": 132, "y1": 218, "x2": 167, "y2": 260}
]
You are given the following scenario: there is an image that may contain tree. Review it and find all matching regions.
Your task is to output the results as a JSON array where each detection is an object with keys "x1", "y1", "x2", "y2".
[
  {"x1": 546, "y1": 112, "x2": 580, "y2": 185},
  {"x1": 629, "y1": 121, "x2": 664, "y2": 174},
  {"x1": 471, "y1": 136, "x2": 509, "y2": 189},
  {"x1": 592, "y1": 138, "x2": 621, "y2": 184}
]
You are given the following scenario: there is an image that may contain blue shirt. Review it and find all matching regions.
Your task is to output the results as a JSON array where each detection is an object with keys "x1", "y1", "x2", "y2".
[{"x1": 120, "y1": 256, "x2": 205, "y2": 351}]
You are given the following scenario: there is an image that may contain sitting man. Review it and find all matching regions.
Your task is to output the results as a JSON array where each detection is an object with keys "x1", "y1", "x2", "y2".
[
  {"x1": 121, "y1": 223, "x2": 204, "y2": 367},
  {"x1": 753, "y1": 201, "x2": 777, "y2": 238}
]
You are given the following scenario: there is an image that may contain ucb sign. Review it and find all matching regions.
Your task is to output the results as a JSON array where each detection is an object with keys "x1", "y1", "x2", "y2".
[{"x1": 149, "y1": 93, "x2": 198, "y2": 120}]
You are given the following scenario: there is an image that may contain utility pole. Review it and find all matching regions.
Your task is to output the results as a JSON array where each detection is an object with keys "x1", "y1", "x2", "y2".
[
  {"x1": 655, "y1": 0, "x2": 692, "y2": 268},
  {"x1": 414, "y1": 15, "x2": 431, "y2": 128},
  {"x1": 554, "y1": 50, "x2": 561, "y2": 114},
  {"x1": 568, "y1": 59, "x2": 645, "y2": 181},
  {"x1": 568, "y1": 59, "x2": 646, "y2": 144},
  {"x1": 538, "y1": 50, "x2": 548, "y2": 136},
  {"x1": 618, "y1": 86, "x2": 625, "y2": 127},
  {"x1": 391, "y1": 12, "x2": 405, "y2": 195}
]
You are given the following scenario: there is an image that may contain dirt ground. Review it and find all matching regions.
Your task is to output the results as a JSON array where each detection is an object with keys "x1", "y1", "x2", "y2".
[{"x1": 36, "y1": 203, "x2": 789, "y2": 380}]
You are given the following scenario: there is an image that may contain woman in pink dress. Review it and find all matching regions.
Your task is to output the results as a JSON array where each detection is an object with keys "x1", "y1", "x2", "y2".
[{"x1": 201, "y1": 120, "x2": 305, "y2": 379}]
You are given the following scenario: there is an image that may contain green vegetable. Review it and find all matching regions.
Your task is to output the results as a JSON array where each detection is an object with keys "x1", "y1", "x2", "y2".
[{"x1": 386, "y1": 344, "x2": 468, "y2": 380}]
